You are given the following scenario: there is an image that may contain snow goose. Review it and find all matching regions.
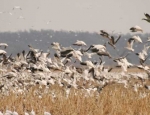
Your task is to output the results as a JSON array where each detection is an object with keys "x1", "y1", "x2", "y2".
[
  {"x1": 125, "y1": 38, "x2": 135, "y2": 51},
  {"x1": 142, "y1": 13, "x2": 150, "y2": 23},
  {"x1": 130, "y1": 25, "x2": 143, "y2": 32},
  {"x1": 73, "y1": 40, "x2": 87, "y2": 46}
]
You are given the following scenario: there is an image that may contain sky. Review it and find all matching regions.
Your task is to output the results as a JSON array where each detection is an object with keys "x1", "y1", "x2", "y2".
[{"x1": 0, "y1": 0, "x2": 150, "y2": 33}]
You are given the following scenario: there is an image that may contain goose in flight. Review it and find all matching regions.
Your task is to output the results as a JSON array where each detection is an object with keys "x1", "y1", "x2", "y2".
[
  {"x1": 0, "y1": 43, "x2": 8, "y2": 49},
  {"x1": 107, "y1": 35, "x2": 121, "y2": 49},
  {"x1": 146, "y1": 37, "x2": 150, "y2": 42},
  {"x1": 0, "y1": 49, "x2": 6, "y2": 56},
  {"x1": 80, "y1": 60, "x2": 95, "y2": 68},
  {"x1": 100, "y1": 30, "x2": 110, "y2": 39},
  {"x1": 142, "y1": 44, "x2": 150, "y2": 56},
  {"x1": 97, "y1": 50, "x2": 112, "y2": 58},
  {"x1": 114, "y1": 52, "x2": 131, "y2": 61},
  {"x1": 12, "y1": 6, "x2": 22, "y2": 10},
  {"x1": 130, "y1": 25, "x2": 143, "y2": 32},
  {"x1": 142, "y1": 13, "x2": 150, "y2": 23},
  {"x1": 100, "y1": 30, "x2": 109, "y2": 36},
  {"x1": 85, "y1": 43, "x2": 106, "y2": 52},
  {"x1": 131, "y1": 36, "x2": 142, "y2": 43},
  {"x1": 113, "y1": 53, "x2": 132, "y2": 72},
  {"x1": 73, "y1": 40, "x2": 87, "y2": 46},
  {"x1": 65, "y1": 50, "x2": 83, "y2": 62},
  {"x1": 135, "y1": 45, "x2": 150, "y2": 66},
  {"x1": 125, "y1": 38, "x2": 135, "y2": 52},
  {"x1": 28, "y1": 45, "x2": 40, "y2": 53},
  {"x1": 51, "y1": 42, "x2": 61, "y2": 51}
]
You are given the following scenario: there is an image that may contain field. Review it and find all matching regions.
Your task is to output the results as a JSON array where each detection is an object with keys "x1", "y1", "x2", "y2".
[{"x1": 0, "y1": 69, "x2": 150, "y2": 115}]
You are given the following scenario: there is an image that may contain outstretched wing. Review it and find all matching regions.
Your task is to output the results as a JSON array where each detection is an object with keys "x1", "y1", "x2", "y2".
[
  {"x1": 144, "y1": 13, "x2": 150, "y2": 20},
  {"x1": 115, "y1": 35, "x2": 121, "y2": 44}
]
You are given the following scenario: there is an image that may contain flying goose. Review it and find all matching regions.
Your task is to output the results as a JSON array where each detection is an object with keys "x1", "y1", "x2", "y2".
[
  {"x1": 135, "y1": 52, "x2": 150, "y2": 66},
  {"x1": 60, "y1": 47, "x2": 74, "y2": 57},
  {"x1": 80, "y1": 60, "x2": 95, "y2": 68},
  {"x1": 73, "y1": 40, "x2": 87, "y2": 46},
  {"x1": 12, "y1": 6, "x2": 22, "y2": 10},
  {"x1": 51, "y1": 42, "x2": 61, "y2": 51},
  {"x1": 131, "y1": 36, "x2": 142, "y2": 43},
  {"x1": 85, "y1": 44, "x2": 106, "y2": 52},
  {"x1": 125, "y1": 38, "x2": 135, "y2": 52},
  {"x1": 0, "y1": 43, "x2": 8, "y2": 49},
  {"x1": 130, "y1": 25, "x2": 143, "y2": 32},
  {"x1": 28, "y1": 45, "x2": 39, "y2": 53},
  {"x1": 142, "y1": 44, "x2": 150, "y2": 56},
  {"x1": 100, "y1": 30, "x2": 110, "y2": 39},
  {"x1": 97, "y1": 50, "x2": 112, "y2": 58},
  {"x1": 142, "y1": 13, "x2": 150, "y2": 23},
  {"x1": 113, "y1": 52, "x2": 131, "y2": 61},
  {"x1": 107, "y1": 35, "x2": 121, "y2": 49},
  {"x1": 146, "y1": 37, "x2": 150, "y2": 42}
]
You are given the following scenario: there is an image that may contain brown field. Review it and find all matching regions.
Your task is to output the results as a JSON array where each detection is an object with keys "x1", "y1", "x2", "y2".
[{"x1": 0, "y1": 83, "x2": 150, "y2": 115}]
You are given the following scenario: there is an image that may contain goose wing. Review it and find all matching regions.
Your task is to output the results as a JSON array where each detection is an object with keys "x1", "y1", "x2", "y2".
[
  {"x1": 144, "y1": 13, "x2": 150, "y2": 20},
  {"x1": 115, "y1": 35, "x2": 121, "y2": 44}
]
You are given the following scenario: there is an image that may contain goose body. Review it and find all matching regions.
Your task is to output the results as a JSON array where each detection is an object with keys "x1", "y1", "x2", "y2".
[
  {"x1": 131, "y1": 36, "x2": 142, "y2": 43},
  {"x1": 0, "y1": 43, "x2": 8, "y2": 49},
  {"x1": 73, "y1": 40, "x2": 87, "y2": 46},
  {"x1": 125, "y1": 38, "x2": 134, "y2": 51},
  {"x1": 130, "y1": 25, "x2": 143, "y2": 32}
]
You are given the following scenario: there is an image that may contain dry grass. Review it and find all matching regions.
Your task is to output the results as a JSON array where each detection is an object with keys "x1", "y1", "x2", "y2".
[{"x1": 0, "y1": 84, "x2": 150, "y2": 115}]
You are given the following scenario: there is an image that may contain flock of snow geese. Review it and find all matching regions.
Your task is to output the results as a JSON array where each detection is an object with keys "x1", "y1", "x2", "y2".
[{"x1": 0, "y1": 13, "x2": 150, "y2": 115}]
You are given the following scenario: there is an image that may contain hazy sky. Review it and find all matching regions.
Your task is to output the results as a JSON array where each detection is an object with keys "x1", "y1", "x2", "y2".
[{"x1": 0, "y1": 0, "x2": 150, "y2": 33}]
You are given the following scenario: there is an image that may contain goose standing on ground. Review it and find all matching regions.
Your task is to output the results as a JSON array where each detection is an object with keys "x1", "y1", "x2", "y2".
[
  {"x1": 130, "y1": 25, "x2": 143, "y2": 32},
  {"x1": 125, "y1": 38, "x2": 135, "y2": 52},
  {"x1": 142, "y1": 13, "x2": 150, "y2": 23}
]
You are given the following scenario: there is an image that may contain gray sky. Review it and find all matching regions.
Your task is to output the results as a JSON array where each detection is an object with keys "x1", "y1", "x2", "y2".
[{"x1": 0, "y1": 0, "x2": 150, "y2": 33}]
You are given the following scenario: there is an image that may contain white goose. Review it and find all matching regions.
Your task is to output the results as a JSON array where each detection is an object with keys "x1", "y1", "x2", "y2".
[
  {"x1": 85, "y1": 44, "x2": 106, "y2": 53},
  {"x1": 73, "y1": 40, "x2": 87, "y2": 46},
  {"x1": 0, "y1": 49, "x2": 6, "y2": 55},
  {"x1": 130, "y1": 25, "x2": 143, "y2": 32},
  {"x1": 0, "y1": 43, "x2": 8, "y2": 49},
  {"x1": 51, "y1": 42, "x2": 61, "y2": 51},
  {"x1": 131, "y1": 36, "x2": 142, "y2": 43},
  {"x1": 125, "y1": 38, "x2": 135, "y2": 52}
]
